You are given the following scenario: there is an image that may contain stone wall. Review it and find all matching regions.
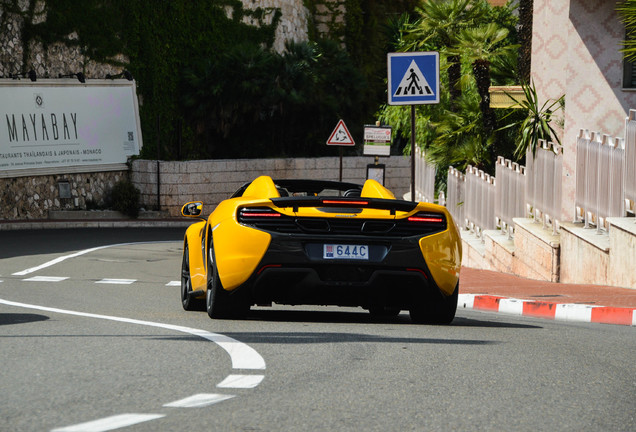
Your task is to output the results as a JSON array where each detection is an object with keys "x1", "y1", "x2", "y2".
[
  {"x1": 0, "y1": 2, "x2": 122, "y2": 79},
  {"x1": 241, "y1": 0, "x2": 309, "y2": 53},
  {"x1": 132, "y1": 156, "x2": 411, "y2": 217},
  {"x1": 0, "y1": 1, "x2": 308, "y2": 79},
  {"x1": 0, "y1": 171, "x2": 127, "y2": 220}
]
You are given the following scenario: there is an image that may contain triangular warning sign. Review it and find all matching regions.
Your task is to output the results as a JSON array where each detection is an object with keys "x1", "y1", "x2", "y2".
[
  {"x1": 393, "y1": 60, "x2": 433, "y2": 97},
  {"x1": 327, "y1": 119, "x2": 355, "y2": 146}
]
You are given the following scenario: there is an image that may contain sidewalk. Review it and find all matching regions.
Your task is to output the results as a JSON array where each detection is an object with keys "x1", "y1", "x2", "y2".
[{"x1": 459, "y1": 267, "x2": 636, "y2": 326}]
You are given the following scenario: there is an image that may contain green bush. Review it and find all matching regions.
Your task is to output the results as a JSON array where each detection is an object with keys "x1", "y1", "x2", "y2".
[{"x1": 110, "y1": 179, "x2": 140, "y2": 219}]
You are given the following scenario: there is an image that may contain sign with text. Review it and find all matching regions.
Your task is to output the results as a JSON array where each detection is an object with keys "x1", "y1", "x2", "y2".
[
  {"x1": 363, "y1": 125, "x2": 392, "y2": 156},
  {"x1": 0, "y1": 80, "x2": 142, "y2": 178}
]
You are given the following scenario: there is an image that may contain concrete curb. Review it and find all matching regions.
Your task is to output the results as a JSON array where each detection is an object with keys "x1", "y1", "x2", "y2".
[{"x1": 459, "y1": 294, "x2": 636, "y2": 326}]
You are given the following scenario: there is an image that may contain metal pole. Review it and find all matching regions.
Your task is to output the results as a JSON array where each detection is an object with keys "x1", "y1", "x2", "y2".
[
  {"x1": 156, "y1": 116, "x2": 161, "y2": 211},
  {"x1": 410, "y1": 105, "x2": 416, "y2": 202},
  {"x1": 339, "y1": 147, "x2": 343, "y2": 182}
]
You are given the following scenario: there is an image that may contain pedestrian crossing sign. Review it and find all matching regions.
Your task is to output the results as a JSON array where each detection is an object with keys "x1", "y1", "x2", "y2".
[{"x1": 387, "y1": 52, "x2": 439, "y2": 105}]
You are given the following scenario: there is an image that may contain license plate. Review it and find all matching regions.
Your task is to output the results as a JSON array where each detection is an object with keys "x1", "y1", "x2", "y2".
[{"x1": 323, "y1": 244, "x2": 369, "y2": 260}]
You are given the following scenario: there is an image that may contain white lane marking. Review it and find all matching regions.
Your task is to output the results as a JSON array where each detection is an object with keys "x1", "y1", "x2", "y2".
[
  {"x1": 166, "y1": 280, "x2": 180, "y2": 286},
  {"x1": 163, "y1": 393, "x2": 235, "y2": 408},
  {"x1": 51, "y1": 413, "x2": 165, "y2": 432},
  {"x1": 216, "y1": 374, "x2": 265, "y2": 389},
  {"x1": 23, "y1": 276, "x2": 69, "y2": 282},
  {"x1": 0, "y1": 298, "x2": 266, "y2": 370},
  {"x1": 12, "y1": 241, "x2": 174, "y2": 276},
  {"x1": 95, "y1": 279, "x2": 136, "y2": 285}
]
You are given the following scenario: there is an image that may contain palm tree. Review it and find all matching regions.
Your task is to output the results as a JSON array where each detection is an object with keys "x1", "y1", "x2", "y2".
[
  {"x1": 403, "y1": 0, "x2": 486, "y2": 109},
  {"x1": 452, "y1": 23, "x2": 519, "y2": 135},
  {"x1": 517, "y1": 0, "x2": 533, "y2": 82},
  {"x1": 618, "y1": 0, "x2": 636, "y2": 61}
]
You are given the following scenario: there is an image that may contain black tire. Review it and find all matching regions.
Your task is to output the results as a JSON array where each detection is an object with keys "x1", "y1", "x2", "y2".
[
  {"x1": 206, "y1": 242, "x2": 248, "y2": 319},
  {"x1": 181, "y1": 242, "x2": 205, "y2": 311},
  {"x1": 409, "y1": 282, "x2": 459, "y2": 325}
]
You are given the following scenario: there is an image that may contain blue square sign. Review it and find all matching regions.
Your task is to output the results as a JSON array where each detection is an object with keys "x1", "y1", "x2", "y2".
[{"x1": 387, "y1": 52, "x2": 439, "y2": 105}]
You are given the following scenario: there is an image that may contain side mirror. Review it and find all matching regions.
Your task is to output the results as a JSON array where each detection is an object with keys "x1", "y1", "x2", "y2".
[{"x1": 181, "y1": 201, "x2": 203, "y2": 217}]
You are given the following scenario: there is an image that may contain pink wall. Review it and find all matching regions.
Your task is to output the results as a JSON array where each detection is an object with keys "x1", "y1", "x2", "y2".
[{"x1": 532, "y1": 0, "x2": 636, "y2": 221}]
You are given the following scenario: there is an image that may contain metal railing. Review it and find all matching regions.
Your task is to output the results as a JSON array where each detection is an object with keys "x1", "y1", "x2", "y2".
[
  {"x1": 624, "y1": 109, "x2": 636, "y2": 214},
  {"x1": 446, "y1": 166, "x2": 466, "y2": 229},
  {"x1": 575, "y1": 130, "x2": 625, "y2": 231},
  {"x1": 447, "y1": 142, "x2": 559, "y2": 238},
  {"x1": 413, "y1": 146, "x2": 436, "y2": 203},
  {"x1": 441, "y1": 109, "x2": 636, "y2": 238},
  {"x1": 495, "y1": 156, "x2": 526, "y2": 237},
  {"x1": 524, "y1": 140, "x2": 562, "y2": 234},
  {"x1": 464, "y1": 165, "x2": 497, "y2": 237}
]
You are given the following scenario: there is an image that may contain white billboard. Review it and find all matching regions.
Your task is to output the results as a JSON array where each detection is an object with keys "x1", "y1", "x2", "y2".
[{"x1": 0, "y1": 79, "x2": 142, "y2": 178}]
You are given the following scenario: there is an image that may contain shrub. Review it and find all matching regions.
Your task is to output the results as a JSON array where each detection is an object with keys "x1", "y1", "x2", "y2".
[{"x1": 110, "y1": 179, "x2": 140, "y2": 219}]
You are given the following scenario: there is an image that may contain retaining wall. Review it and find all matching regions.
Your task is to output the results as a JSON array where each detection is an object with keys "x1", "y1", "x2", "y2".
[{"x1": 132, "y1": 156, "x2": 411, "y2": 217}]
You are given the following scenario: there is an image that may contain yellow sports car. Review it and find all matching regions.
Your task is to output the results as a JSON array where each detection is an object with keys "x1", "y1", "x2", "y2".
[{"x1": 180, "y1": 175, "x2": 462, "y2": 324}]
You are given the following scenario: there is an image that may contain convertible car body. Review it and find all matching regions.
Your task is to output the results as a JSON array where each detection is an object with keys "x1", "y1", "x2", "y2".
[{"x1": 180, "y1": 176, "x2": 462, "y2": 324}]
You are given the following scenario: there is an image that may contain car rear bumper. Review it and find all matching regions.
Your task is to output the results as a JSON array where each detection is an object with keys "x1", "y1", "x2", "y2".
[{"x1": 235, "y1": 233, "x2": 448, "y2": 309}]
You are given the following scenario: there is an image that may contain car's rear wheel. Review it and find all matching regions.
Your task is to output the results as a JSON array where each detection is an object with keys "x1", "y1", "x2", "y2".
[
  {"x1": 206, "y1": 243, "x2": 249, "y2": 319},
  {"x1": 409, "y1": 282, "x2": 458, "y2": 325},
  {"x1": 181, "y1": 242, "x2": 204, "y2": 311}
]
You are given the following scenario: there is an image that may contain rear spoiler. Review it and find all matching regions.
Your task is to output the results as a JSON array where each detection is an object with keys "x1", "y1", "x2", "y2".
[{"x1": 270, "y1": 196, "x2": 419, "y2": 215}]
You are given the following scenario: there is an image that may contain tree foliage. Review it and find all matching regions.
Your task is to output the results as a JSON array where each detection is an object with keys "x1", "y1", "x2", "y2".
[
  {"x1": 3, "y1": 0, "x2": 417, "y2": 160},
  {"x1": 378, "y1": 0, "x2": 520, "y2": 186},
  {"x1": 618, "y1": 0, "x2": 636, "y2": 61},
  {"x1": 500, "y1": 81, "x2": 565, "y2": 160}
]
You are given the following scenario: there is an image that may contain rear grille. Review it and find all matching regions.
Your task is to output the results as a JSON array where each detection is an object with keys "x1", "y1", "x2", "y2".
[{"x1": 238, "y1": 207, "x2": 446, "y2": 237}]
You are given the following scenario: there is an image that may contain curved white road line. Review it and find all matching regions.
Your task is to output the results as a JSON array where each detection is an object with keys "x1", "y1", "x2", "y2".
[
  {"x1": 0, "y1": 298, "x2": 266, "y2": 370},
  {"x1": 12, "y1": 241, "x2": 175, "y2": 276}
]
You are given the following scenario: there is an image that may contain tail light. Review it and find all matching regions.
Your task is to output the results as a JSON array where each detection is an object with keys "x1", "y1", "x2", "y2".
[
  {"x1": 238, "y1": 207, "x2": 282, "y2": 219},
  {"x1": 322, "y1": 199, "x2": 369, "y2": 206},
  {"x1": 407, "y1": 212, "x2": 444, "y2": 223}
]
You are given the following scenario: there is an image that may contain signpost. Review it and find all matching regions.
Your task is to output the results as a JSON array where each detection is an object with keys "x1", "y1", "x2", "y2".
[
  {"x1": 363, "y1": 125, "x2": 392, "y2": 157},
  {"x1": 327, "y1": 119, "x2": 355, "y2": 181},
  {"x1": 363, "y1": 124, "x2": 392, "y2": 186},
  {"x1": 387, "y1": 52, "x2": 440, "y2": 201}
]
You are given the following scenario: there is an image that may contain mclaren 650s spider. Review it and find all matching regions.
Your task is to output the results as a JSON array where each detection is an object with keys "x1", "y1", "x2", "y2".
[{"x1": 180, "y1": 175, "x2": 462, "y2": 324}]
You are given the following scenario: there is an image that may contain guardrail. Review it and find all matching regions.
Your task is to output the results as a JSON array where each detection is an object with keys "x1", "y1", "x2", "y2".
[
  {"x1": 624, "y1": 109, "x2": 636, "y2": 214},
  {"x1": 465, "y1": 165, "x2": 497, "y2": 237},
  {"x1": 445, "y1": 143, "x2": 560, "y2": 239},
  {"x1": 427, "y1": 110, "x2": 636, "y2": 239},
  {"x1": 495, "y1": 156, "x2": 526, "y2": 237},
  {"x1": 525, "y1": 140, "x2": 562, "y2": 234},
  {"x1": 575, "y1": 130, "x2": 625, "y2": 232},
  {"x1": 413, "y1": 146, "x2": 436, "y2": 203},
  {"x1": 446, "y1": 166, "x2": 466, "y2": 229}
]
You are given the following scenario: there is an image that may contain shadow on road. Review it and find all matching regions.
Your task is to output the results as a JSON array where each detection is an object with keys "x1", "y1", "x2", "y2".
[
  {"x1": 0, "y1": 313, "x2": 50, "y2": 326},
  {"x1": 0, "y1": 227, "x2": 185, "y2": 259},
  {"x1": 180, "y1": 308, "x2": 542, "y2": 329}
]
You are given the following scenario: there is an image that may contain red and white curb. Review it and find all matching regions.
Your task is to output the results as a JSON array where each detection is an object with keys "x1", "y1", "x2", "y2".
[{"x1": 458, "y1": 294, "x2": 636, "y2": 326}]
